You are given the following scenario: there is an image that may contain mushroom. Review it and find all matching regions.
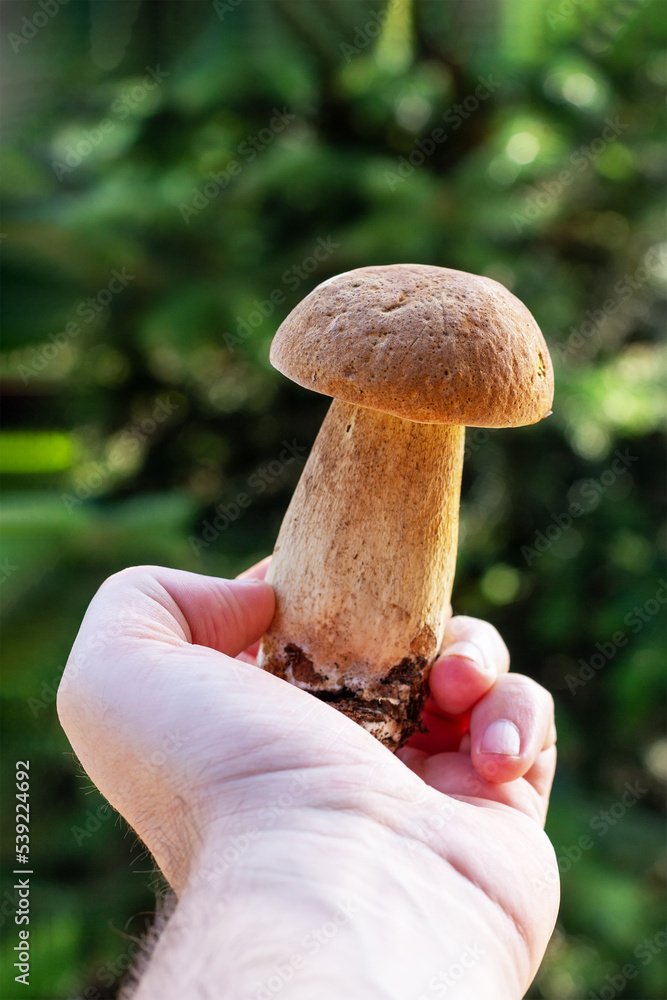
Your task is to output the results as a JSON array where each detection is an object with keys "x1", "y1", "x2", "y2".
[{"x1": 257, "y1": 264, "x2": 553, "y2": 749}]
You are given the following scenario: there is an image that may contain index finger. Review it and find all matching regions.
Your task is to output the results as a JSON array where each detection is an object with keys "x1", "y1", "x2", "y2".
[{"x1": 429, "y1": 615, "x2": 511, "y2": 717}]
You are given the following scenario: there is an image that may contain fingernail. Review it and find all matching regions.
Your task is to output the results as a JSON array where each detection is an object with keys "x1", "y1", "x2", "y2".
[
  {"x1": 481, "y1": 719, "x2": 521, "y2": 756},
  {"x1": 441, "y1": 641, "x2": 484, "y2": 669}
]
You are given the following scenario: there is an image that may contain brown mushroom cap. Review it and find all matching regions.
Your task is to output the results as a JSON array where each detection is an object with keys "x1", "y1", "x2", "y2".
[{"x1": 270, "y1": 263, "x2": 554, "y2": 427}]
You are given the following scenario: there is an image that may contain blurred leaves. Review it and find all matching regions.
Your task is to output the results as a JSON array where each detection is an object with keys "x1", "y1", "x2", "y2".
[{"x1": 0, "y1": 0, "x2": 665, "y2": 998}]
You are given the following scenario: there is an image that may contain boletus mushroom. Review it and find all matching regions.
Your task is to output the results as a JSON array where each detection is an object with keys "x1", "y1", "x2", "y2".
[{"x1": 257, "y1": 264, "x2": 553, "y2": 749}]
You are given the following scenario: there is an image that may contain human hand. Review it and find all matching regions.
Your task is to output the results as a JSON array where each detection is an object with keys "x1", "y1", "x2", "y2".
[{"x1": 57, "y1": 560, "x2": 558, "y2": 1000}]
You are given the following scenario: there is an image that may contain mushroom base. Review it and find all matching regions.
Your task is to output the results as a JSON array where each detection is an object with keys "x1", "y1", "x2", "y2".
[{"x1": 262, "y1": 645, "x2": 429, "y2": 749}]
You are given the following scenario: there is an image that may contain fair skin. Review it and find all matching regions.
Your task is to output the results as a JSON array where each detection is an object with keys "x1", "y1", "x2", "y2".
[{"x1": 57, "y1": 558, "x2": 559, "y2": 1000}]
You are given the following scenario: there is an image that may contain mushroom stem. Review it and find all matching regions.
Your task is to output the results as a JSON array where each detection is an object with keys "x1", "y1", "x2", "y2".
[{"x1": 258, "y1": 398, "x2": 465, "y2": 747}]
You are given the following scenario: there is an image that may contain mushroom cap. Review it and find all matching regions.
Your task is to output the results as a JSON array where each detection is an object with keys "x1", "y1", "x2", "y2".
[{"x1": 270, "y1": 264, "x2": 554, "y2": 427}]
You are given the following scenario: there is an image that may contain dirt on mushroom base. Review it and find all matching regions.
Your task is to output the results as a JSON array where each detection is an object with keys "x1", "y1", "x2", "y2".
[{"x1": 263, "y1": 644, "x2": 429, "y2": 749}]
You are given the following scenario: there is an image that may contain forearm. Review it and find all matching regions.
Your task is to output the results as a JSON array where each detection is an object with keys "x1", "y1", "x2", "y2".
[{"x1": 127, "y1": 811, "x2": 521, "y2": 1000}]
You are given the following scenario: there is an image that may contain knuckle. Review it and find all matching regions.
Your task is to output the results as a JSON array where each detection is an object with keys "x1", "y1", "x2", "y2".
[
  {"x1": 507, "y1": 674, "x2": 555, "y2": 721},
  {"x1": 446, "y1": 615, "x2": 510, "y2": 671},
  {"x1": 98, "y1": 564, "x2": 159, "y2": 595}
]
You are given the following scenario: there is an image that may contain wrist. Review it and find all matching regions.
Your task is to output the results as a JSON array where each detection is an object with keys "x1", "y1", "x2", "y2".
[{"x1": 137, "y1": 806, "x2": 521, "y2": 1000}]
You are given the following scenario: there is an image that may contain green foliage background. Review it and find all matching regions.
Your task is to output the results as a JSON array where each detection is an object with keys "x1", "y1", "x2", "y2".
[{"x1": 0, "y1": 0, "x2": 665, "y2": 997}]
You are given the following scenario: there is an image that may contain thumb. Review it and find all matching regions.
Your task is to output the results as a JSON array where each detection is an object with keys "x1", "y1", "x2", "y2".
[
  {"x1": 72, "y1": 566, "x2": 276, "y2": 660},
  {"x1": 162, "y1": 572, "x2": 276, "y2": 657}
]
